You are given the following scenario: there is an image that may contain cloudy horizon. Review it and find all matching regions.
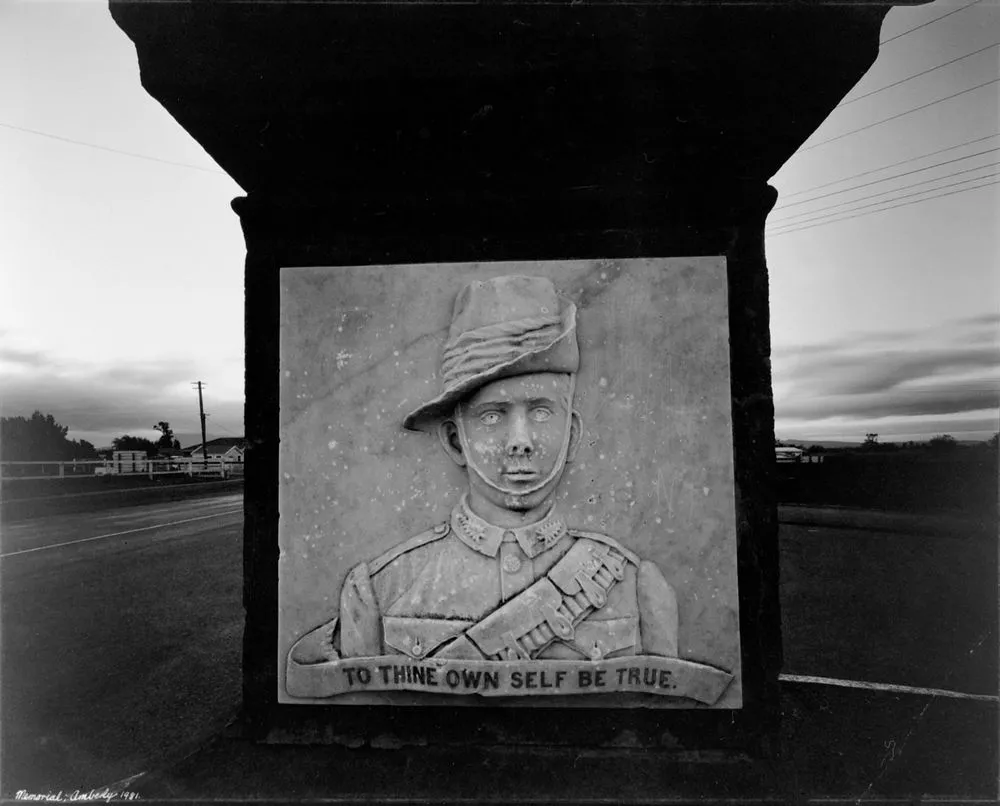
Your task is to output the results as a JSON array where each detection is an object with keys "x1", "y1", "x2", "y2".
[
  {"x1": 0, "y1": 339, "x2": 243, "y2": 449},
  {"x1": 2, "y1": 317, "x2": 995, "y2": 449},
  {"x1": 2, "y1": 312, "x2": 996, "y2": 449},
  {"x1": 773, "y1": 313, "x2": 999, "y2": 443}
]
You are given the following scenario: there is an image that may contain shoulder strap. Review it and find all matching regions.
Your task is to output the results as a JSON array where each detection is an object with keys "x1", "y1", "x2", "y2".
[
  {"x1": 369, "y1": 521, "x2": 451, "y2": 576},
  {"x1": 568, "y1": 529, "x2": 640, "y2": 566}
]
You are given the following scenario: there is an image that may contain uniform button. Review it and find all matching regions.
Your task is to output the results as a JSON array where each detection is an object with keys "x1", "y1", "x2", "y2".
[
  {"x1": 503, "y1": 530, "x2": 516, "y2": 541},
  {"x1": 502, "y1": 554, "x2": 522, "y2": 573}
]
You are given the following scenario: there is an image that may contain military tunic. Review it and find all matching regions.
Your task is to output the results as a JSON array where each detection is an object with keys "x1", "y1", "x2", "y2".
[{"x1": 290, "y1": 495, "x2": 678, "y2": 666}]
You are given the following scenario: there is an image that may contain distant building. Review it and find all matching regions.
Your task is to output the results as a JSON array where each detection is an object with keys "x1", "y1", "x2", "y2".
[
  {"x1": 108, "y1": 450, "x2": 149, "y2": 474},
  {"x1": 183, "y1": 437, "x2": 247, "y2": 463},
  {"x1": 775, "y1": 446, "x2": 804, "y2": 463}
]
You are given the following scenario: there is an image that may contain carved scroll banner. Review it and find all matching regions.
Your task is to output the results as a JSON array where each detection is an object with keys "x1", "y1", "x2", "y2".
[{"x1": 287, "y1": 656, "x2": 733, "y2": 704}]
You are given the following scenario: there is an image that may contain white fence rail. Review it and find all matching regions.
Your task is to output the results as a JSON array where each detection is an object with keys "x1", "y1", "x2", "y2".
[{"x1": 0, "y1": 458, "x2": 244, "y2": 481}]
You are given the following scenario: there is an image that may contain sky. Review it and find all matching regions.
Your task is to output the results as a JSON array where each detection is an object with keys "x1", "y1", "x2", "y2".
[
  {"x1": 767, "y1": 0, "x2": 999, "y2": 442},
  {"x1": 1, "y1": 0, "x2": 998, "y2": 449}
]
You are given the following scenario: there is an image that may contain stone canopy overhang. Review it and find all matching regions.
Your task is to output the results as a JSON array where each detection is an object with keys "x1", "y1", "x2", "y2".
[{"x1": 109, "y1": 0, "x2": 923, "y2": 232}]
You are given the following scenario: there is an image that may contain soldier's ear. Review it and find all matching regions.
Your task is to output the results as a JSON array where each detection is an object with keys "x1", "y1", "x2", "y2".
[
  {"x1": 438, "y1": 419, "x2": 467, "y2": 467},
  {"x1": 566, "y1": 410, "x2": 583, "y2": 462}
]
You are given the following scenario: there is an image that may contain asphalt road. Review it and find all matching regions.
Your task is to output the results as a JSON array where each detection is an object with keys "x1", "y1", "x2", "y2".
[
  {"x1": 780, "y1": 520, "x2": 998, "y2": 697},
  {"x1": 1, "y1": 494, "x2": 243, "y2": 794},
  {"x1": 1, "y1": 499, "x2": 995, "y2": 796}
]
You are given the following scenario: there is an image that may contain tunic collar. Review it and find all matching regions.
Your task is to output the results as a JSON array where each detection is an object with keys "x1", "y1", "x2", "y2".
[{"x1": 450, "y1": 494, "x2": 569, "y2": 559}]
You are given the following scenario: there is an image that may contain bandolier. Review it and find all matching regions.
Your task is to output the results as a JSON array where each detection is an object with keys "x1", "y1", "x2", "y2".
[{"x1": 450, "y1": 537, "x2": 631, "y2": 660}]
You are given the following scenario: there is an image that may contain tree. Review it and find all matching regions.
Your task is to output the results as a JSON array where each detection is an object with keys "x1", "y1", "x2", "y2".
[
  {"x1": 153, "y1": 421, "x2": 181, "y2": 450},
  {"x1": 1, "y1": 411, "x2": 67, "y2": 460},
  {"x1": 861, "y1": 433, "x2": 879, "y2": 450},
  {"x1": 74, "y1": 439, "x2": 99, "y2": 460},
  {"x1": 0, "y1": 411, "x2": 98, "y2": 461},
  {"x1": 112, "y1": 435, "x2": 158, "y2": 455},
  {"x1": 928, "y1": 434, "x2": 957, "y2": 451},
  {"x1": 987, "y1": 432, "x2": 999, "y2": 449}
]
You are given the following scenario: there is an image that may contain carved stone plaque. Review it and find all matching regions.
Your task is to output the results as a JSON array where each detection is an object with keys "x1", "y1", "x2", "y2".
[{"x1": 279, "y1": 258, "x2": 741, "y2": 708}]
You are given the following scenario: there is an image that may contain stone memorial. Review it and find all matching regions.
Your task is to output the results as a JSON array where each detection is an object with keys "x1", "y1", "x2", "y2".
[
  {"x1": 108, "y1": 3, "x2": 971, "y2": 797},
  {"x1": 280, "y1": 258, "x2": 740, "y2": 708}
]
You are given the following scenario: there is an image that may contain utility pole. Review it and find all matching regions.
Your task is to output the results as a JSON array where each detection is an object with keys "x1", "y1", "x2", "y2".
[{"x1": 193, "y1": 381, "x2": 209, "y2": 468}]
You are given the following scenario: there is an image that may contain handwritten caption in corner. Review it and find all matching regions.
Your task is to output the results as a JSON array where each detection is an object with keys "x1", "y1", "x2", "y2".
[{"x1": 15, "y1": 789, "x2": 140, "y2": 802}]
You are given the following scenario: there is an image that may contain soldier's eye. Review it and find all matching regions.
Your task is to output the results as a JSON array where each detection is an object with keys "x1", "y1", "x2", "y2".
[
  {"x1": 479, "y1": 411, "x2": 501, "y2": 426},
  {"x1": 531, "y1": 407, "x2": 552, "y2": 422}
]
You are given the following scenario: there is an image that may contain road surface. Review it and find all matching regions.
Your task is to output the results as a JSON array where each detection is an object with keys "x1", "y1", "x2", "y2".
[
  {"x1": 780, "y1": 520, "x2": 997, "y2": 697},
  {"x1": 1, "y1": 499, "x2": 995, "y2": 795},
  {"x1": 1, "y1": 494, "x2": 243, "y2": 794}
]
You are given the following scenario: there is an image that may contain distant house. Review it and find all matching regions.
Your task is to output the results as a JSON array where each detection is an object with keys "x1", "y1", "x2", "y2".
[
  {"x1": 183, "y1": 437, "x2": 247, "y2": 463},
  {"x1": 775, "y1": 446, "x2": 804, "y2": 463},
  {"x1": 108, "y1": 450, "x2": 149, "y2": 474}
]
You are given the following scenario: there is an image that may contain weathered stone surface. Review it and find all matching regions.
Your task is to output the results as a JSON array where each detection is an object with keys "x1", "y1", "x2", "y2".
[{"x1": 279, "y1": 258, "x2": 740, "y2": 707}]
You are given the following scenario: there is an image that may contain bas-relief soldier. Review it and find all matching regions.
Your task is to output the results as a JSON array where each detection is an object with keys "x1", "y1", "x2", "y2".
[{"x1": 290, "y1": 275, "x2": 679, "y2": 672}]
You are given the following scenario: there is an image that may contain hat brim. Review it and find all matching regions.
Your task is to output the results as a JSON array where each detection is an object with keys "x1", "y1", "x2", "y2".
[{"x1": 403, "y1": 307, "x2": 578, "y2": 432}]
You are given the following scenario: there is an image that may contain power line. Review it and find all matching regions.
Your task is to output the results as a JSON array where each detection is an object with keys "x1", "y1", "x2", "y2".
[
  {"x1": 768, "y1": 178, "x2": 999, "y2": 238},
  {"x1": 769, "y1": 161, "x2": 1000, "y2": 224},
  {"x1": 839, "y1": 43, "x2": 999, "y2": 106},
  {"x1": 210, "y1": 421, "x2": 246, "y2": 438},
  {"x1": 772, "y1": 176, "x2": 1000, "y2": 236},
  {"x1": 799, "y1": 78, "x2": 1000, "y2": 152},
  {"x1": 769, "y1": 172, "x2": 1000, "y2": 231},
  {"x1": 779, "y1": 134, "x2": 1000, "y2": 199},
  {"x1": 0, "y1": 121, "x2": 225, "y2": 175},
  {"x1": 880, "y1": 0, "x2": 984, "y2": 45},
  {"x1": 774, "y1": 147, "x2": 1000, "y2": 210}
]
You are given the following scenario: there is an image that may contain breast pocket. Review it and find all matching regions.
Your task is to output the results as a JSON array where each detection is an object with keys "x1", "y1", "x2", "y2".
[{"x1": 382, "y1": 617, "x2": 474, "y2": 659}]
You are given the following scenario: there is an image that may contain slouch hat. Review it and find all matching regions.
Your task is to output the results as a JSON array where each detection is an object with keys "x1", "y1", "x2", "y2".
[{"x1": 403, "y1": 275, "x2": 579, "y2": 431}]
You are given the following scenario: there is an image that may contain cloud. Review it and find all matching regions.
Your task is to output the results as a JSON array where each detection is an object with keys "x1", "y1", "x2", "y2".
[
  {"x1": 0, "y1": 345, "x2": 53, "y2": 368},
  {"x1": 0, "y1": 343, "x2": 243, "y2": 444},
  {"x1": 781, "y1": 346, "x2": 998, "y2": 397},
  {"x1": 954, "y1": 313, "x2": 1000, "y2": 346},
  {"x1": 774, "y1": 315, "x2": 1000, "y2": 436},
  {"x1": 955, "y1": 312, "x2": 1000, "y2": 328},
  {"x1": 772, "y1": 328, "x2": 918, "y2": 359},
  {"x1": 776, "y1": 413, "x2": 999, "y2": 443},
  {"x1": 779, "y1": 383, "x2": 999, "y2": 421}
]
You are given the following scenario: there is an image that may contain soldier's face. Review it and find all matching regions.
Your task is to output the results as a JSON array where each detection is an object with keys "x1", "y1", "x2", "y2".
[{"x1": 454, "y1": 373, "x2": 578, "y2": 511}]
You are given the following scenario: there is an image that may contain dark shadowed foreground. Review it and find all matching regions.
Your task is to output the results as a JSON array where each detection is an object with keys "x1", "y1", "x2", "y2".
[{"x1": 1, "y1": 497, "x2": 995, "y2": 798}]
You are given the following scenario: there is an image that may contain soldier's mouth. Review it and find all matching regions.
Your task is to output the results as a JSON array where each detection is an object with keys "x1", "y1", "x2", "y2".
[{"x1": 502, "y1": 468, "x2": 540, "y2": 481}]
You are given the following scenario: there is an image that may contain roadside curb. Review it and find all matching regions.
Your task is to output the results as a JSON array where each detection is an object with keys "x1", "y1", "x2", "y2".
[{"x1": 778, "y1": 504, "x2": 996, "y2": 539}]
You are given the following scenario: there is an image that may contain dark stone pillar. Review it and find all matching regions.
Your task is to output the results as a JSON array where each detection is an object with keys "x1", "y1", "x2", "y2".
[
  {"x1": 235, "y1": 176, "x2": 781, "y2": 753},
  {"x1": 108, "y1": 0, "x2": 907, "y2": 782}
]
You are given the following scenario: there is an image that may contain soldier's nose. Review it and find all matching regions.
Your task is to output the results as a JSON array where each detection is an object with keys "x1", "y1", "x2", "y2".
[
  {"x1": 508, "y1": 440, "x2": 533, "y2": 457},
  {"x1": 506, "y1": 414, "x2": 533, "y2": 456}
]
